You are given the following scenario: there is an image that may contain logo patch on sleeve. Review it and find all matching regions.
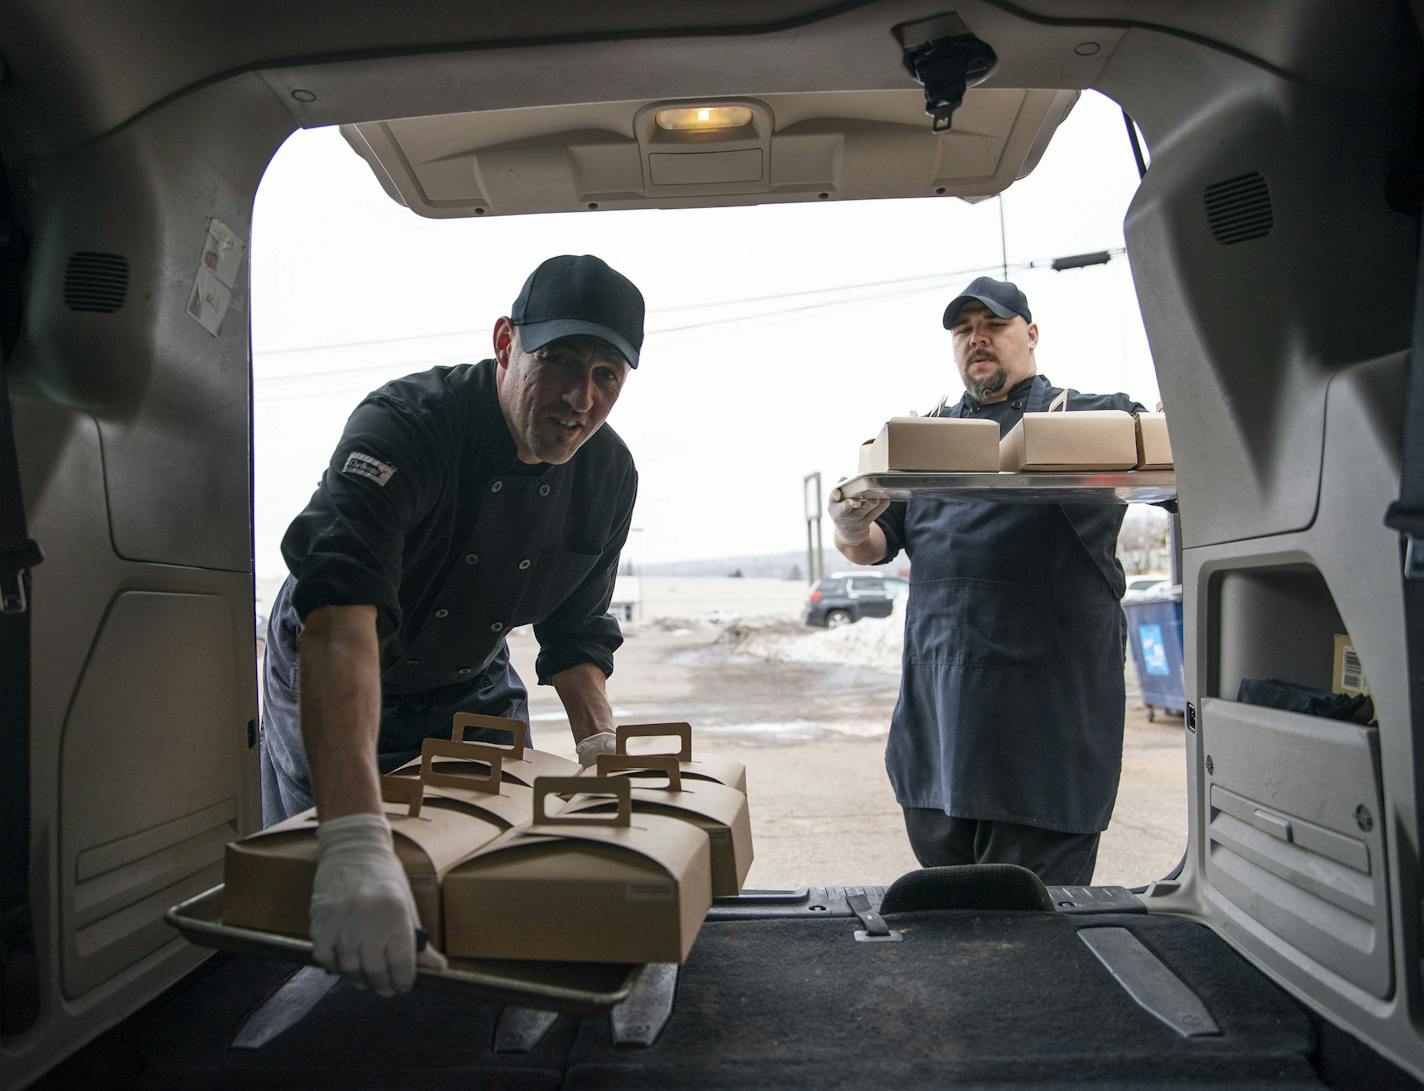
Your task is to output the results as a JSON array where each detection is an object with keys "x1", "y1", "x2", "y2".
[{"x1": 341, "y1": 451, "x2": 397, "y2": 486}]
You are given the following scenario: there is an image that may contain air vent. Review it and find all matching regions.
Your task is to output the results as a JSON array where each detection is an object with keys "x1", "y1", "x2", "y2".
[
  {"x1": 63, "y1": 251, "x2": 129, "y2": 313},
  {"x1": 1204, "y1": 172, "x2": 1273, "y2": 245}
]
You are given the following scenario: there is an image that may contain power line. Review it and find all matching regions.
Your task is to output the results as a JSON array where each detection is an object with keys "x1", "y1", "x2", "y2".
[{"x1": 253, "y1": 247, "x2": 1124, "y2": 388}]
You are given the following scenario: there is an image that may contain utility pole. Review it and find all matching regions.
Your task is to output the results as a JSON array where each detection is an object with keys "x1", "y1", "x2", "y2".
[
  {"x1": 803, "y1": 473, "x2": 824, "y2": 584},
  {"x1": 998, "y1": 194, "x2": 1008, "y2": 280}
]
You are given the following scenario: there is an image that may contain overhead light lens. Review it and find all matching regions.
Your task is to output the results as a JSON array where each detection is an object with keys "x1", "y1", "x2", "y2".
[{"x1": 654, "y1": 105, "x2": 754, "y2": 132}]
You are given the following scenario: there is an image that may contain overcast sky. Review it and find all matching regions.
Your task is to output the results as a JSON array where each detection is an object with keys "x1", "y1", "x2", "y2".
[{"x1": 250, "y1": 90, "x2": 1156, "y2": 577}]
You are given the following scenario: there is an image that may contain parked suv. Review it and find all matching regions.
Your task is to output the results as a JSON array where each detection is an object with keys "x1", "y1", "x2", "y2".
[{"x1": 803, "y1": 573, "x2": 908, "y2": 628}]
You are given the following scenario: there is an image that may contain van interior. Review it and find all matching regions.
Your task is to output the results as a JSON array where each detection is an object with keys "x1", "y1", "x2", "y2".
[{"x1": 3, "y1": 1, "x2": 1423, "y2": 1086}]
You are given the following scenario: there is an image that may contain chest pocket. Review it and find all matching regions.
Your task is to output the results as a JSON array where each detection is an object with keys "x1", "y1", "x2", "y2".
[{"x1": 511, "y1": 545, "x2": 601, "y2": 626}]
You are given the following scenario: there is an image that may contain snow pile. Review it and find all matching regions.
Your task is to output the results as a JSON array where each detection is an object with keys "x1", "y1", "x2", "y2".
[{"x1": 719, "y1": 597, "x2": 906, "y2": 673}]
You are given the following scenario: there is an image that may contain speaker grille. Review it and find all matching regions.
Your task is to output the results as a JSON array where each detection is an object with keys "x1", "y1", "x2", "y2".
[
  {"x1": 1204, "y1": 172, "x2": 1273, "y2": 245},
  {"x1": 64, "y1": 251, "x2": 129, "y2": 313}
]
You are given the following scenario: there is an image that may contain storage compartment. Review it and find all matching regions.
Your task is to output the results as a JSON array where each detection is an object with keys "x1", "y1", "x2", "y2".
[
  {"x1": 1200, "y1": 697, "x2": 1389, "y2": 998},
  {"x1": 1208, "y1": 564, "x2": 1349, "y2": 699}
]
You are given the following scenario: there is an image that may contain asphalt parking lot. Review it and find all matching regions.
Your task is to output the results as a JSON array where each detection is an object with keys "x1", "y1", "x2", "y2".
[{"x1": 507, "y1": 620, "x2": 1188, "y2": 891}]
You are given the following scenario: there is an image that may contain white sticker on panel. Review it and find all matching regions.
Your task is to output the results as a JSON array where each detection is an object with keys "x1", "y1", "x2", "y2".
[{"x1": 186, "y1": 267, "x2": 231, "y2": 337}]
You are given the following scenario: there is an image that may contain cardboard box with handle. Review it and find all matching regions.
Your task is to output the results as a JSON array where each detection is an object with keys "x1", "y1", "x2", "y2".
[
  {"x1": 566, "y1": 753, "x2": 753, "y2": 897},
  {"x1": 442, "y1": 776, "x2": 713, "y2": 963},
  {"x1": 999, "y1": 389, "x2": 1139, "y2": 472},
  {"x1": 390, "y1": 712, "x2": 580, "y2": 788},
  {"x1": 598, "y1": 722, "x2": 748, "y2": 795},
  {"x1": 222, "y1": 776, "x2": 497, "y2": 946}
]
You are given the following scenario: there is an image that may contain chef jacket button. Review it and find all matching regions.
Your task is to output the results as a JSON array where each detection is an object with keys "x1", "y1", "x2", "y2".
[
  {"x1": 435, "y1": 608, "x2": 449, "y2": 618},
  {"x1": 539, "y1": 484, "x2": 551, "y2": 497},
  {"x1": 518, "y1": 558, "x2": 531, "y2": 570},
  {"x1": 490, "y1": 480, "x2": 503, "y2": 493},
  {"x1": 465, "y1": 553, "x2": 479, "y2": 565},
  {"x1": 490, "y1": 621, "x2": 504, "y2": 633},
  {"x1": 1012, "y1": 400, "x2": 1023, "y2": 409}
]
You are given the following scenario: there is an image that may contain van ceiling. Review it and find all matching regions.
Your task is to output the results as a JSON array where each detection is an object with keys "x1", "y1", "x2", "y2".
[
  {"x1": 0, "y1": 1, "x2": 1372, "y2": 163},
  {"x1": 339, "y1": 89, "x2": 1076, "y2": 217}
]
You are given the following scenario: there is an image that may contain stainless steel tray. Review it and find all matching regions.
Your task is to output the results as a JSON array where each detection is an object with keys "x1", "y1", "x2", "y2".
[
  {"x1": 167, "y1": 885, "x2": 643, "y2": 1015},
  {"x1": 838, "y1": 470, "x2": 1177, "y2": 505}
]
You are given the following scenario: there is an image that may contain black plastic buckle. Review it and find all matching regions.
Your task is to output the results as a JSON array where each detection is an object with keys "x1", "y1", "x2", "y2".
[
  {"x1": 0, "y1": 539, "x2": 43, "y2": 614},
  {"x1": 1385, "y1": 502, "x2": 1424, "y2": 580},
  {"x1": 901, "y1": 33, "x2": 998, "y2": 132}
]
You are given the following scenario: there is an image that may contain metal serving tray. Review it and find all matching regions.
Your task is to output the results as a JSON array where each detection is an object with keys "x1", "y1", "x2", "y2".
[
  {"x1": 838, "y1": 470, "x2": 1177, "y2": 505},
  {"x1": 167, "y1": 885, "x2": 643, "y2": 1015}
]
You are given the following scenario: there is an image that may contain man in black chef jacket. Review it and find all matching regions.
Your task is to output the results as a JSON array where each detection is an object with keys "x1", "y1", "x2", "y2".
[
  {"x1": 260, "y1": 254, "x2": 642, "y2": 994},
  {"x1": 831, "y1": 277, "x2": 1144, "y2": 886}
]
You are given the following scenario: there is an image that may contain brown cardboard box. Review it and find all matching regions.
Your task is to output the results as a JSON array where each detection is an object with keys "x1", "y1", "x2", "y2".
[
  {"x1": 1135, "y1": 413, "x2": 1174, "y2": 470},
  {"x1": 442, "y1": 777, "x2": 713, "y2": 964},
  {"x1": 858, "y1": 416, "x2": 1000, "y2": 473},
  {"x1": 606, "y1": 723, "x2": 748, "y2": 795},
  {"x1": 570, "y1": 754, "x2": 752, "y2": 897},
  {"x1": 1000, "y1": 400, "x2": 1138, "y2": 472},
  {"x1": 222, "y1": 777, "x2": 502, "y2": 946},
  {"x1": 390, "y1": 713, "x2": 580, "y2": 789}
]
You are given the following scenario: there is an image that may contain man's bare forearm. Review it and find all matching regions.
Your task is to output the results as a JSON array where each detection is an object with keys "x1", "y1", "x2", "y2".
[
  {"x1": 299, "y1": 604, "x2": 383, "y2": 819},
  {"x1": 834, "y1": 524, "x2": 888, "y2": 566},
  {"x1": 551, "y1": 661, "x2": 614, "y2": 744}
]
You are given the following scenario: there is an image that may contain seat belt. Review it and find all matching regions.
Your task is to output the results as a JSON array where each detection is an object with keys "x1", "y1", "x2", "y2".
[{"x1": 0, "y1": 169, "x2": 41, "y2": 1037}]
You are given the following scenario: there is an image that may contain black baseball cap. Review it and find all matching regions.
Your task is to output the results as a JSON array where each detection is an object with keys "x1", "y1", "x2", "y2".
[
  {"x1": 942, "y1": 276, "x2": 1032, "y2": 330},
  {"x1": 511, "y1": 255, "x2": 645, "y2": 368}
]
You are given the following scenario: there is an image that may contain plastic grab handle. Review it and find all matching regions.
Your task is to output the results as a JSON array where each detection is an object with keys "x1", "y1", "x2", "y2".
[
  {"x1": 597, "y1": 753, "x2": 683, "y2": 792},
  {"x1": 379, "y1": 775, "x2": 423, "y2": 818},
  {"x1": 452, "y1": 712, "x2": 526, "y2": 760},
  {"x1": 421, "y1": 738, "x2": 503, "y2": 795},
  {"x1": 616, "y1": 722, "x2": 693, "y2": 762},
  {"x1": 532, "y1": 776, "x2": 631, "y2": 827}
]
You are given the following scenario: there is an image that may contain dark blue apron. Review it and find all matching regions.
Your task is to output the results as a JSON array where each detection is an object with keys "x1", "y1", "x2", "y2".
[
  {"x1": 885, "y1": 376, "x2": 1127, "y2": 833},
  {"x1": 260, "y1": 470, "x2": 599, "y2": 824}
]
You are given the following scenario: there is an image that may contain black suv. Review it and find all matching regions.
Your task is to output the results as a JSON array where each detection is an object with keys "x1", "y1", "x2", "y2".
[{"x1": 802, "y1": 573, "x2": 909, "y2": 627}]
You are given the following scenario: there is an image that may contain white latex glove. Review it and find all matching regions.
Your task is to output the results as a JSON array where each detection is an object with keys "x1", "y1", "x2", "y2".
[
  {"x1": 575, "y1": 730, "x2": 618, "y2": 768},
  {"x1": 310, "y1": 813, "x2": 447, "y2": 997},
  {"x1": 828, "y1": 490, "x2": 891, "y2": 545}
]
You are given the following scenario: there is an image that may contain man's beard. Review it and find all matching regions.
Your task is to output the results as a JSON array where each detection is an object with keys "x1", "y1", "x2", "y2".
[{"x1": 966, "y1": 363, "x2": 1007, "y2": 401}]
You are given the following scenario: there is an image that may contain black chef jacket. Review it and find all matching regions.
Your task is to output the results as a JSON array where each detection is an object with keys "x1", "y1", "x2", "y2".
[
  {"x1": 876, "y1": 374, "x2": 1144, "y2": 833},
  {"x1": 260, "y1": 359, "x2": 636, "y2": 819}
]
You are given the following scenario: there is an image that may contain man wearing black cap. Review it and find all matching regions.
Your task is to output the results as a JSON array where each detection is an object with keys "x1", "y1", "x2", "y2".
[
  {"x1": 259, "y1": 254, "x2": 643, "y2": 994},
  {"x1": 831, "y1": 276, "x2": 1144, "y2": 886}
]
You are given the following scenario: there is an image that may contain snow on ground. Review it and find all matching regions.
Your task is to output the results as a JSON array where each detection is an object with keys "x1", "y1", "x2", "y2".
[{"x1": 716, "y1": 598, "x2": 906, "y2": 674}]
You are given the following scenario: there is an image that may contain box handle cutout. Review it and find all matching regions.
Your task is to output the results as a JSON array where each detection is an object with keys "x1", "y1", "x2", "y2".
[
  {"x1": 452, "y1": 712, "x2": 526, "y2": 760},
  {"x1": 380, "y1": 775, "x2": 422, "y2": 818},
  {"x1": 597, "y1": 753, "x2": 683, "y2": 791},
  {"x1": 616, "y1": 722, "x2": 693, "y2": 762},
  {"x1": 533, "y1": 776, "x2": 631, "y2": 827},
  {"x1": 421, "y1": 738, "x2": 504, "y2": 794}
]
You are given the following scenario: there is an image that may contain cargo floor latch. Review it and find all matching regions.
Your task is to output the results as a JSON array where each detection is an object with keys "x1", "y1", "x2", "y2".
[
  {"x1": 847, "y1": 888, "x2": 902, "y2": 943},
  {"x1": 894, "y1": 12, "x2": 998, "y2": 132}
]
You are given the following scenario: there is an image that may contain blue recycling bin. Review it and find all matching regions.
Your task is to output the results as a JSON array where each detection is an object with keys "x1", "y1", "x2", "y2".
[{"x1": 1123, "y1": 587, "x2": 1185, "y2": 721}]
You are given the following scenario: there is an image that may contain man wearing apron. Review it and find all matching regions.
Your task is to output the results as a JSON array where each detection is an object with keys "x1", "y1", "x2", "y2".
[
  {"x1": 831, "y1": 277, "x2": 1144, "y2": 886},
  {"x1": 260, "y1": 255, "x2": 643, "y2": 994}
]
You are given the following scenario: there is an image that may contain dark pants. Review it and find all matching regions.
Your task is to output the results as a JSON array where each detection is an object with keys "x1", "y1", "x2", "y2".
[{"x1": 902, "y1": 808, "x2": 1100, "y2": 886}]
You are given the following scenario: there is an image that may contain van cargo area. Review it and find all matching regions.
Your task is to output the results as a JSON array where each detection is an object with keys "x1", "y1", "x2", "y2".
[
  {"x1": 35, "y1": 891, "x2": 1416, "y2": 1089},
  {"x1": 4, "y1": 1, "x2": 1424, "y2": 1088}
]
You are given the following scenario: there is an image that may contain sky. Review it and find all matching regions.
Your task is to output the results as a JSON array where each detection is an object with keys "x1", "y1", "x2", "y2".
[{"x1": 250, "y1": 90, "x2": 1157, "y2": 578}]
